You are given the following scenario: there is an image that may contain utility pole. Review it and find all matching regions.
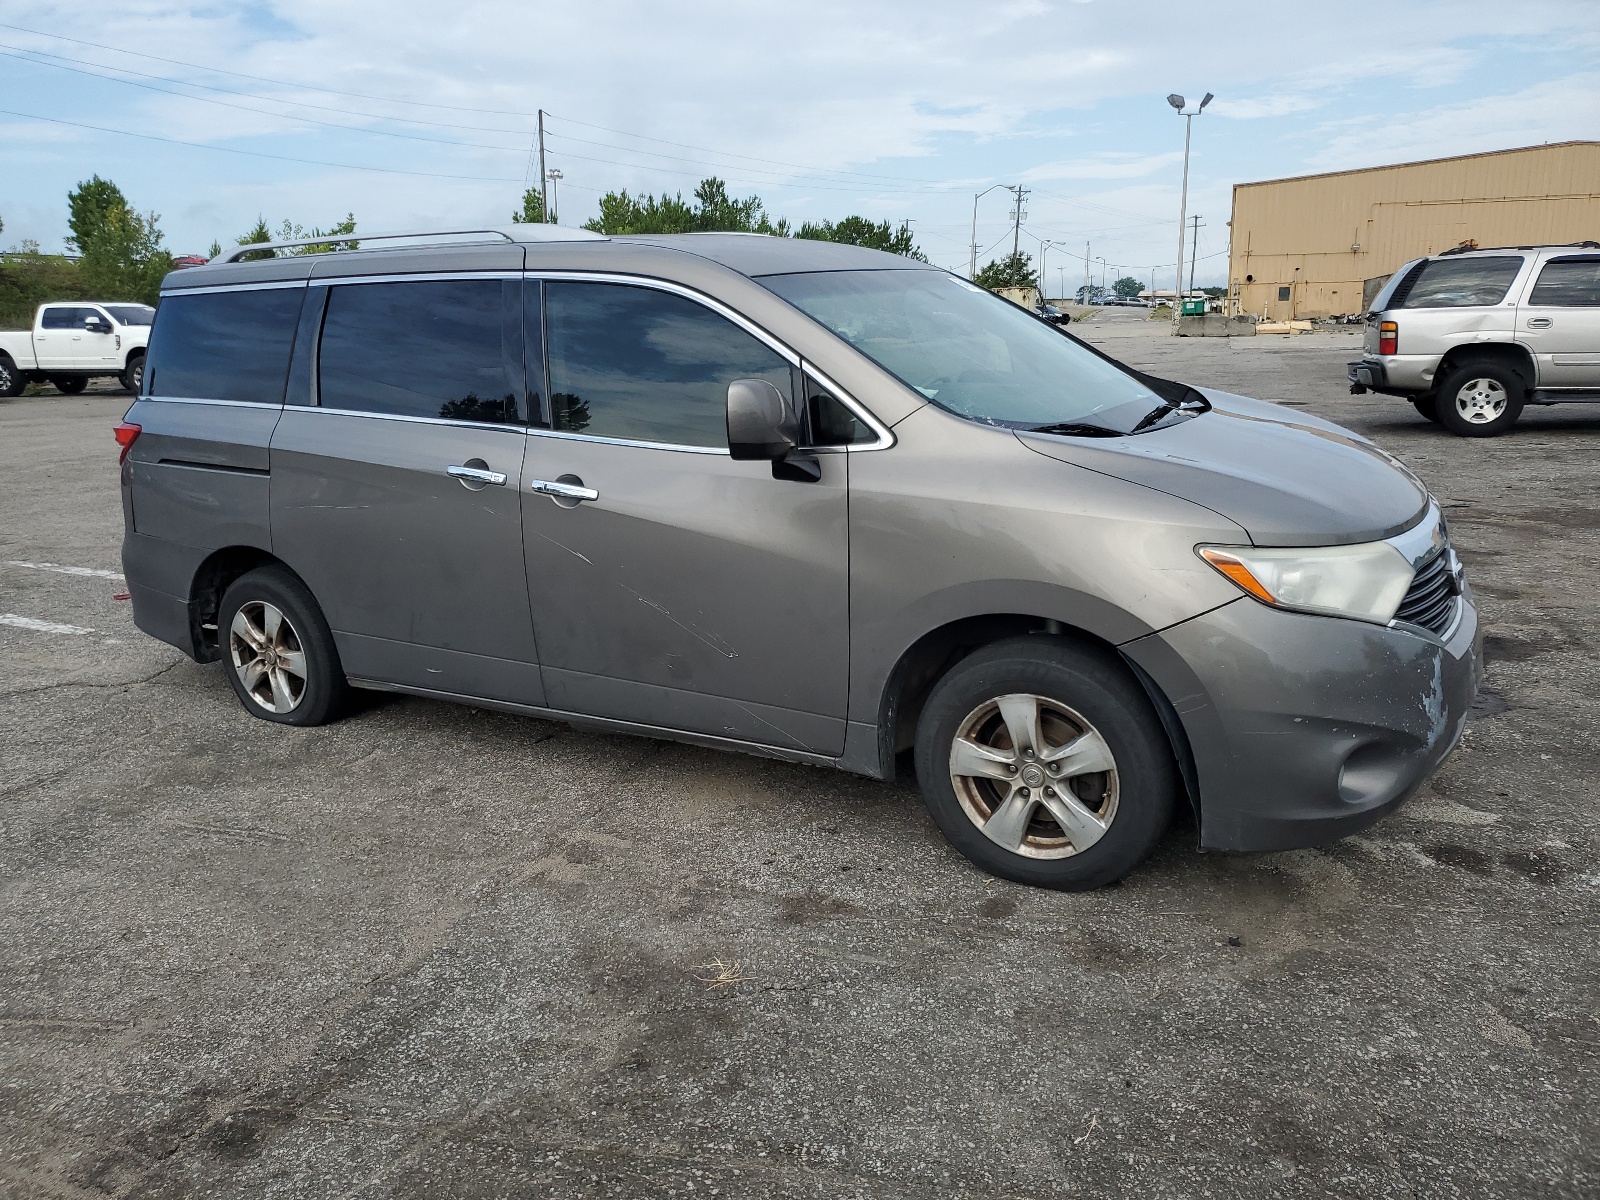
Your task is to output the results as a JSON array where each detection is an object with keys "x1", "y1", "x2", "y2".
[
  {"x1": 547, "y1": 168, "x2": 563, "y2": 225},
  {"x1": 1008, "y1": 186, "x2": 1029, "y2": 258},
  {"x1": 538, "y1": 110, "x2": 549, "y2": 223},
  {"x1": 1188, "y1": 215, "x2": 1204, "y2": 296},
  {"x1": 1083, "y1": 241, "x2": 1090, "y2": 303},
  {"x1": 1167, "y1": 91, "x2": 1213, "y2": 326}
]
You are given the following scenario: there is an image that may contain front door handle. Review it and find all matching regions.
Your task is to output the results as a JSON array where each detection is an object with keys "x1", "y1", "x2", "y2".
[
  {"x1": 446, "y1": 463, "x2": 508, "y2": 486},
  {"x1": 1526, "y1": 317, "x2": 1553, "y2": 329},
  {"x1": 529, "y1": 476, "x2": 599, "y2": 503}
]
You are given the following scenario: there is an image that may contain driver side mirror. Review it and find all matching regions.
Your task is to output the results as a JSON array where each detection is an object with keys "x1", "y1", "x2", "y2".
[{"x1": 726, "y1": 378, "x2": 799, "y2": 460}]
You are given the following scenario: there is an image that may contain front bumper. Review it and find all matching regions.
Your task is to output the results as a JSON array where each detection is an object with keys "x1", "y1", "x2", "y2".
[{"x1": 1124, "y1": 587, "x2": 1482, "y2": 852}]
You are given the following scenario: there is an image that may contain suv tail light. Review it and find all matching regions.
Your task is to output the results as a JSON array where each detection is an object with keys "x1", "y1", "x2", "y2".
[
  {"x1": 1378, "y1": 321, "x2": 1398, "y2": 356},
  {"x1": 114, "y1": 422, "x2": 141, "y2": 463}
]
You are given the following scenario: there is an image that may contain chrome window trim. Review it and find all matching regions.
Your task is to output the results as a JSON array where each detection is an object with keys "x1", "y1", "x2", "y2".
[
  {"x1": 137, "y1": 395, "x2": 284, "y2": 410},
  {"x1": 527, "y1": 427, "x2": 729, "y2": 456},
  {"x1": 297, "y1": 405, "x2": 528, "y2": 435},
  {"x1": 159, "y1": 280, "x2": 310, "y2": 298}
]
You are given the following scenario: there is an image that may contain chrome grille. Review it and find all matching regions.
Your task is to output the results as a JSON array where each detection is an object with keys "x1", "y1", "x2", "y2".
[{"x1": 1395, "y1": 548, "x2": 1458, "y2": 635}]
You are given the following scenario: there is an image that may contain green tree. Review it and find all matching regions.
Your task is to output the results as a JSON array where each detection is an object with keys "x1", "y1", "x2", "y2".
[
  {"x1": 66, "y1": 176, "x2": 129, "y2": 254},
  {"x1": 796, "y1": 216, "x2": 926, "y2": 261},
  {"x1": 583, "y1": 177, "x2": 788, "y2": 236},
  {"x1": 974, "y1": 251, "x2": 1036, "y2": 290},
  {"x1": 77, "y1": 205, "x2": 171, "y2": 303},
  {"x1": 1112, "y1": 275, "x2": 1143, "y2": 298},
  {"x1": 235, "y1": 214, "x2": 357, "y2": 261},
  {"x1": 513, "y1": 187, "x2": 546, "y2": 224}
]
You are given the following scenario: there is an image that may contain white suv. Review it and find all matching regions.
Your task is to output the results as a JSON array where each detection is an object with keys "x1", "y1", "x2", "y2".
[{"x1": 1348, "y1": 243, "x2": 1600, "y2": 436}]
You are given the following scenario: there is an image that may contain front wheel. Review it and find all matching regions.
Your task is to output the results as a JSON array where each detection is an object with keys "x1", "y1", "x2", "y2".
[
  {"x1": 218, "y1": 566, "x2": 348, "y2": 726},
  {"x1": 49, "y1": 375, "x2": 88, "y2": 395},
  {"x1": 1436, "y1": 362, "x2": 1524, "y2": 437},
  {"x1": 914, "y1": 638, "x2": 1178, "y2": 890}
]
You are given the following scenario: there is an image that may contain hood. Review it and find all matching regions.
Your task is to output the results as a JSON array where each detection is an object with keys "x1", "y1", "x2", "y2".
[{"x1": 1016, "y1": 390, "x2": 1429, "y2": 547}]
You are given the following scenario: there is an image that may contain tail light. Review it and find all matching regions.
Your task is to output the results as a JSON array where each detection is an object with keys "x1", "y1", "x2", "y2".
[
  {"x1": 1378, "y1": 321, "x2": 1398, "y2": 356},
  {"x1": 114, "y1": 422, "x2": 141, "y2": 464}
]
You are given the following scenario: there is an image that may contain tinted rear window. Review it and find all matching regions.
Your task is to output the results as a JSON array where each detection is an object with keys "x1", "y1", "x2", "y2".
[
  {"x1": 1400, "y1": 257, "x2": 1523, "y2": 308},
  {"x1": 317, "y1": 279, "x2": 519, "y2": 423},
  {"x1": 1528, "y1": 257, "x2": 1600, "y2": 307},
  {"x1": 146, "y1": 288, "x2": 304, "y2": 403}
]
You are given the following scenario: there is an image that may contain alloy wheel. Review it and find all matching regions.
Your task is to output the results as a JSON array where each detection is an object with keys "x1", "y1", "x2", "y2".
[
  {"x1": 947, "y1": 693, "x2": 1119, "y2": 858},
  {"x1": 229, "y1": 601, "x2": 308, "y2": 714},
  {"x1": 1454, "y1": 377, "x2": 1507, "y2": 424}
]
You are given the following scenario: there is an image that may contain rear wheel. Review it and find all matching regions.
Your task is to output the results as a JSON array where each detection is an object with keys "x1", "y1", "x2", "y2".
[
  {"x1": 0, "y1": 355, "x2": 23, "y2": 398},
  {"x1": 218, "y1": 566, "x2": 348, "y2": 726},
  {"x1": 1436, "y1": 361, "x2": 1524, "y2": 437},
  {"x1": 1410, "y1": 395, "x2": 1439, "y2": 423},
  {"x1": 49, "y1": 375, "x2": 88, "y2": 395},
  {"x1": 120, "y1": 354, "x2": 145, "y2": 394},
  {"x1": 914, "y1": 638, "x2": 1177, "y2": 890}
]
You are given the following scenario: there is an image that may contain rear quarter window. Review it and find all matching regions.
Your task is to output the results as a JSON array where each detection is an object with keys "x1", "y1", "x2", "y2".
[
  {"x1": 145, "y1": 287, "x2": 304, "y2": 404},
  {"x1": 1400, "y1": 257, "x2": 1524, "y2": 308}
]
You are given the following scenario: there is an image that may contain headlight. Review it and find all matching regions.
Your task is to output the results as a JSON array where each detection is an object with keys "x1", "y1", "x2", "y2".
[{"x1": 1197, "y1": 541, "x2": 1415, "y2": 624}]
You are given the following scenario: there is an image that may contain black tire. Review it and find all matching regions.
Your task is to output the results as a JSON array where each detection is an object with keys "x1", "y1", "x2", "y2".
[
  {"x1": 120, "y1": 354, "x2": 145, "y2": 395},
  {"x1": 1435, "y1": 360, "x2": 1524, "y2": 437},
  {"x1": 1410, "y1": 395, "x2": 1439, "y2": 423},
  {"x1": 49, "y1": 375, "x2": 88, "y2": 395},
  {"x1": 914, "y1": 637, "x2": 1177, "y2": 890},
  {"x1": 0, "y1": 355, "x2": 23, "y2": 398},
  {"x1": 218, "y1": 566, "x2": 348, "y2": 726}
]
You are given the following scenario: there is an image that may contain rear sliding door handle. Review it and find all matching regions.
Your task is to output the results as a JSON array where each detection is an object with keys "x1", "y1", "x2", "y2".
[
  {"x1": 529, "y1": 477, "x2": 599, "y2": 503},
  {"x1": 446, "y1": 463, "x2": 508, "y2": 486},
  {"x1": 1526, "y1": 317, "x2": 1553, "y2": 329}
]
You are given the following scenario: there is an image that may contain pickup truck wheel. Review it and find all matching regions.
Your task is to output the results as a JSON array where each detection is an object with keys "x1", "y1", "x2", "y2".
[
  {"x1": 120, "y1": 355, "x2": 145, "y2": 394},
  {"x1": 1437, "y1": 362, "x2": 1524, "y2": 437},
  {"x1": 49, "y1": 375, "x2": 88, "y2": 396},
  {"x1": 914, "y1": 637, "x2": 1177, "y2": 891},
  {"x1": 1410, "y1": 396, "x2": 1440, "y2": 423},
  {"x1": 0, "y1": 355, "x2": 23, "y2": 398}
]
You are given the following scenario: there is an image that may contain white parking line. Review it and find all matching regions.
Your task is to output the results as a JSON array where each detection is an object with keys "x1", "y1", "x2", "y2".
[
  {"x1": 4, "y1": 560, "x2": 125, "y2": 580},
  {"x1": 0, "y1": 613, "x2": 95, "y2": 635}
]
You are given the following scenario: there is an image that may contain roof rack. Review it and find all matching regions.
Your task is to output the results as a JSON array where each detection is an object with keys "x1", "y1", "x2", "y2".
[
  {"x1": 1438, "y1": 240, "x2": 1600, "y2": 257},
  {"x1": 210, "y1": 224, "x2": 602, "y2": 265}
]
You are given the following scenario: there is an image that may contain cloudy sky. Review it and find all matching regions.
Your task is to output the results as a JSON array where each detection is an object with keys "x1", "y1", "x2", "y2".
[{"x1": 2, "y1": 0, "x2": 1597, "y2": 289}]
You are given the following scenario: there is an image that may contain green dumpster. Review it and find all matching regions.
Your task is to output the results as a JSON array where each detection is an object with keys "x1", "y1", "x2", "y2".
[{"x1": 1181, "y1": 298, "x2": 1206, "y2": 316}]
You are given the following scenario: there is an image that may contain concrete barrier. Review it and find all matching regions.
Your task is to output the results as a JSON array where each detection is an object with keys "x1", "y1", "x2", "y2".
[{"x1": 1176, "y1": 314, "x2": 1257, "y2": 337}]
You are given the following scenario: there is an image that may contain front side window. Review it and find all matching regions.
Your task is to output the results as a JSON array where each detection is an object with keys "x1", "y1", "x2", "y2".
[
  {"x1": 145, "y1": 288, "x2": 303, "y2": 404},
  {"x1": 1401, "y1": 257, "x2": 1524, "y2": 308},
  {"x1": 544, "y1": 282, "x2": 792, "y2": 449},
  {"x1": 104, "y1": 304, "x2": 156, "y2": 326},
  {"x1": 1528, "y1": 257, "x2": 1600, "y2": 307},
  {"x1": 317, "y1": 280, "x2": 519, "y2": 423},
  {"x1": 762, "y1": 269, "x2": 1166, "y2": 433}
]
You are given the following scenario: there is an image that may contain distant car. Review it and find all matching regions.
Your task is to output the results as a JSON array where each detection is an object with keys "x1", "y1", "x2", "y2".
[
  {"x1": 1348, "y1": 242, "x2": 1600, "y2": 436},
  {"x1": 1039, "y1": 304, "x2": 1072, "y2": 326}
]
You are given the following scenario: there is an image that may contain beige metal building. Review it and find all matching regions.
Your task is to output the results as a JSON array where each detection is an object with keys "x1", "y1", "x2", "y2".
[{"x1": 1228, "y1": 142, "x2": 1600, "y2": 320}]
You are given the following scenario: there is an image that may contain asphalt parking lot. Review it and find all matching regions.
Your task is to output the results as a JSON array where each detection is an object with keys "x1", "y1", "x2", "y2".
[{"x1": 2, "y1": 323, "x2": 1597, "y2": 1199}]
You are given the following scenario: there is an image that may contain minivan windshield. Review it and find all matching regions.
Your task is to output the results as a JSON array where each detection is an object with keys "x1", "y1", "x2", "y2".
[{"x1": 761, "y1": 269, "x2": 1173, "y2": 434}]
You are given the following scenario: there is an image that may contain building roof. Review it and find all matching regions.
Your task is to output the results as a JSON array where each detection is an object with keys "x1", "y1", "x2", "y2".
[{"x1": 1235, "y1": 140, "x2": 1600, "y2": 191}]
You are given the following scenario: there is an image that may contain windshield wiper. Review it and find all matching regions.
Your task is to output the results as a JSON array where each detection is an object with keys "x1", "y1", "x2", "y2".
[{"x1": 1028, "y1": 422, "x2": 1125, "y2": 438}]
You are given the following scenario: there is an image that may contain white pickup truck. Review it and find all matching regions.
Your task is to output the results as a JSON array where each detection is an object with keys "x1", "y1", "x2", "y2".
[{"x1": 0, "y1": 301, "x2": 155, "y2": 398}]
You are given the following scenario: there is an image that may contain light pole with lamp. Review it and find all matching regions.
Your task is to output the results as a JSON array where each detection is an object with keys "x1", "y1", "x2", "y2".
[
  {"x1": 1095, "y1": 257, "x2": 1106, "y2": 302},
  {"x1": 546, "y1": 168, "x2": 563, "y2": 225},
  {"x1": 969, "y1": 184, "x2": 1011, "y2": 280},
  {"x1": 1167, "y1": 90, "x2": 1212, "y2": 326}
]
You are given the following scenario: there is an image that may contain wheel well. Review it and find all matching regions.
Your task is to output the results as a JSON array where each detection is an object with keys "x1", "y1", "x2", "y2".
[
  {"x1": 187, "y1": 546, "x2": 287, "y2": 661},
  {"x1": 1435, "y1": 342, "x2": 1534, "y2": 392},
  {"x1": 878, "y1": 614, "x2": 1201, "y2": 825}
]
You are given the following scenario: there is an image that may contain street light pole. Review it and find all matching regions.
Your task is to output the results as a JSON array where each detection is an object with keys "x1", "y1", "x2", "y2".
[
  {"x1": 546, "y1": 168, "x2": 563, "y2": 225},
  {"x1": 969, "y1": 184, "x2": 1009, "y2": 279},
  {"x1": 1167, "y1": 91, "x2": 1213, "y2": 326}
]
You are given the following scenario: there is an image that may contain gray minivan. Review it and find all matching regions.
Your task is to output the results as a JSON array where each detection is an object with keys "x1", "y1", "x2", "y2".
[{"x1": 119, "y1": 227, "x2": 1482, "y2": 889}]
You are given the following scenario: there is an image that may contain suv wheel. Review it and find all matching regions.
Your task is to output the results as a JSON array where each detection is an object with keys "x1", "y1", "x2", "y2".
[
  {"x1": 1437, "y1": 361, "x2": 1524, "y2": 437},
  {"x1": 218, "y1": 566, "x2": 348, "y2": 726},
  {"x1": 914, "y1": 638, "x2": 1177, "y2": 890},
  {"x1": 1410, "y1": 396, "x2": 1439, "y2": 423}
]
